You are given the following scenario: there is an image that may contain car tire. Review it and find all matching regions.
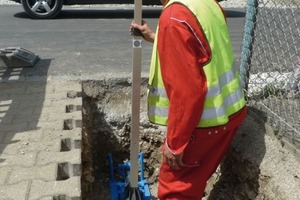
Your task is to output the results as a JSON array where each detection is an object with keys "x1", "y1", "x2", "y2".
[{"x1": 21, "y1": 0, "x2": 63, "y2": 19}]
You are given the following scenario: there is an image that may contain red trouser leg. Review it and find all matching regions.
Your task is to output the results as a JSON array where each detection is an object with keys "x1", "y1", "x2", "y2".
[{"x1": 157, "y1": 127, "x2": 238, "y2": 200}]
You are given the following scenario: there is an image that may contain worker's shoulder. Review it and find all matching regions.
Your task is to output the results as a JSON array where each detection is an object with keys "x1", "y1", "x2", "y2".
[
  {"x1": 160, "y1": 3, "x2": 196, "y2": 28},
  {"x1": 161, "y1": 3, "x2": 193, "y2": 20}
]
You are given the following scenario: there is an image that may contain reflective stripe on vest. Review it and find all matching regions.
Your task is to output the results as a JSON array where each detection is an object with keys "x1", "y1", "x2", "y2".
[
  {"x1": 149, "y1": 87, "x2": 243, "y2": 120},
  {"x1": 149, "y1": 63, "x2": 239, "y2": 99},
  {"x1": 148, "y1": 64, "x2": 244, "y2": 120}
]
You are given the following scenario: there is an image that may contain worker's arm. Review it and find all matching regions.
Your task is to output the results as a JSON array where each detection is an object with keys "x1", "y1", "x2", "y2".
[{"x1": 158, "y1": 4, "x2": 210, "y2": 156}]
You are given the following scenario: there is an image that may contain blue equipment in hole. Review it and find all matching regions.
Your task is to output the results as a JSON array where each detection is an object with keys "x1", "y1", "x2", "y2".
[{"x1": 108, "y1": 152, "x2": 151, "y2": 200}]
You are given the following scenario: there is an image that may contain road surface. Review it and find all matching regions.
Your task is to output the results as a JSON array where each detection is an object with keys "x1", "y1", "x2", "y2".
[{"x1": 0, "y1": 4, "x2": 246, "y2": 78}]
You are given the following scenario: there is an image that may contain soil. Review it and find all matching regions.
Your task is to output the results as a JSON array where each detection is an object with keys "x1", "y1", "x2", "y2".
[{"x1": 81, "y1": 79, "x2": 165, "y2": 199}]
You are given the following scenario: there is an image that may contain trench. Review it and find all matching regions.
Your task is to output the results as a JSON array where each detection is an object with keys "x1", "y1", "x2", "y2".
[
  {"x1": 80, "y1": 78, "x2": 300, "y2": 200},
  {"x1": 80, "y1": 78, "x2": 249, "y2": 199},
  {"x1": 81, "y1": 78, "x2": 164, "y2": 199}
]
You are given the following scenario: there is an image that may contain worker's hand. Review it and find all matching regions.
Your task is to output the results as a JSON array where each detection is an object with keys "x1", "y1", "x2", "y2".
[
  {"x1": 162, "y1": 141, "x2": 186, "y2": 170},
  {"x1": 130, "y1": 20, "x2": 155, "y2": 43}
]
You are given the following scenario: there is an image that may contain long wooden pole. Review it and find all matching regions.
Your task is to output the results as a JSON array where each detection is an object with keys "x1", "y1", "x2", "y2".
[{"x1": 129, "y1": 0, "x2": 143, "y2": 189}]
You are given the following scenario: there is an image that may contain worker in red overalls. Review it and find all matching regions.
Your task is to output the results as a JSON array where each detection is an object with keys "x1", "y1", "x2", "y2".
[{"x1": 131, "y1": 0, "x2": 247, "y2": 199}]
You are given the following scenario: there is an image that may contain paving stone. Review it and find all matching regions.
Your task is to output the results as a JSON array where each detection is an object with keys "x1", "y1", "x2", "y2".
[
  {"x1": 41, "y1": 129, "x2": 81, "y2": 141},
  {"x1": 39, "y1": 197, "x2": 54, "y2": 200},
  {"x1": 0, "y1": 166, "x2": 11, "y2": 185},
  {"x1": 0, "y1": 122, "x2": 28, "y2": 132},
  {"x1": 8, "y1": 75, "x2": 25, "y2": 81},
  {"x1": 29, "y1": 177, "x2": 80, "y2": 200},
  {"x1": 0, "y1": 143, "x2": 21, "y2": 155},
  {"x1": 0, "y1": 181, "x2": 30, "y2": 200},
  {"x1": 0, "y1": 112, "x2": 5, "y2": 118},
  {"x1": 64, "y1": 112, "x2": 82, "y2": 120},
  {"x1": 0, "y1": 84, "x2": 26, "y2": 96},
  {"x1": 25, "y1": 84, "x2": 49, "y2": 94},
  {"x1": 13, "y1": 116, "x2": 37, "y2": 125},
  {"x1": 41, "y1": 99, "x2": 54, "y2": 107},
  {"x1": 1, "y1": 101, "x2": 20, "y2": 110},
  {"x1": 38, "y1": 106, "x2": 67, "y2": 116},
  {"x1": 49, "y1": 99, "x2": 82, "y2": 109},
  {"x1": 44, "y1": 91, "x2": 68, "y2": 100},
  {"x1": 8, "y1": 130, "x2": 42, "y2": 141},
  {"x1": 36, "y1": 150, "x2": 81, "y2": 166},
  {"x1": 0, "y1": 104, "x2": 10, "y2": 112},
  {"x1": 0, "y1": 138, "x2": 61, "y2": 155},
  {"x1": 0, "y1": 100, "x2": 13, "y2": 105},
  {"x1": 0, "y1": 113, "x2": 14, "y2": 124},
  {"x1": 9, "y1": 93, "x2": 45, "y2": 102},
  {"x1": 52, "y1": 82, "x2": 82, "y2": 93},
  {"x1": 0, "y1": 152, "x2": 37, "y2": 167},
  {"x1": 0, "y1": 132, "x2": 7, "y2": 144},
  {"x1": 33, "y1": 121, "x2": 65, "y2": 131},
  {"x1": 7, "y1": 163, "x2": 57, "y2": 184}
]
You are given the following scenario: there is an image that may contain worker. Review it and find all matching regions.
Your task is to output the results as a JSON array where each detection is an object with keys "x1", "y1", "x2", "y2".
[{"x1": 131, "y1": 0, "x2": 247, "y2": 199}]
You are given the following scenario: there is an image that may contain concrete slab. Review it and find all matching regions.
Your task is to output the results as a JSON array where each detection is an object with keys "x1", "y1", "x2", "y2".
[
  {"x1": 29, "y1": 177, "x2": 81, "y2": 200},
  {"x1": 0, "y1": 181, "x2": 30, "y2": 200},
  {"x1": 7, "y1": 164, "x2": 57, "y2": 184}
]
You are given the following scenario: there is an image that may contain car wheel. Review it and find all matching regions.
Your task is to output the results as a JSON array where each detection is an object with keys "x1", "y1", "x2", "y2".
[{"x1": 21, "y1": 0, "x2": 63, "y2": 19}]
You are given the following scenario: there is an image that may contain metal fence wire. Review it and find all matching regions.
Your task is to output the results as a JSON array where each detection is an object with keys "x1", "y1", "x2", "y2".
[{"x1": 240, "y1": 0, "x2": 300, "y2": 149}]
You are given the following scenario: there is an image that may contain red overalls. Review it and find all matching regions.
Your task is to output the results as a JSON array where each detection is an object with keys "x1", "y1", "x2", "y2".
[{"x1": 158, "y1": 108, "x2": 247, "y2": 199}]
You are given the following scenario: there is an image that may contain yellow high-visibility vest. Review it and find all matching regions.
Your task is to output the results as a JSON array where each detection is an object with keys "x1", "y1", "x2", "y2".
[{"x1": 148, "y1": 0, "x2": 246, "y2": 128}]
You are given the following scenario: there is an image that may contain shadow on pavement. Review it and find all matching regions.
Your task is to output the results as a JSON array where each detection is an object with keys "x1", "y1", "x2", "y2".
[{"x1": 0, "y1": 59, "x2": 51, "y2": 163}]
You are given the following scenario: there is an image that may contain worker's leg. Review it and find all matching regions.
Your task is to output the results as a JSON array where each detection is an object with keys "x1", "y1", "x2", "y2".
[{"x1": 157, "y1": 127, "x2": 239, "y2": 200}]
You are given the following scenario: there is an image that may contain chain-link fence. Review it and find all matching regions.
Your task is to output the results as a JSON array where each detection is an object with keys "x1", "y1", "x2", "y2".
[{"x1": 240, "y1": 0, "x2": 300, "y2": 149}]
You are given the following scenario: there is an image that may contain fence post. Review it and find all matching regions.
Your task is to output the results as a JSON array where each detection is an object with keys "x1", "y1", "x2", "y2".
[{"x1": 239, "y1": 0, "x2": 258, "y2": 94}]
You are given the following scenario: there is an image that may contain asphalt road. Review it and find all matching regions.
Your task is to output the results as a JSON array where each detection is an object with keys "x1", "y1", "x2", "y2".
[{"x1": 0, "y1": 4, "x2": 246, "y2": 79}]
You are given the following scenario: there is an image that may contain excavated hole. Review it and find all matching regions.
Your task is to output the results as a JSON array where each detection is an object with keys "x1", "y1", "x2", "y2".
[
  {"x1": 80, "y1": 78, "x2": 257, "y2": 199},
  {"x1": 81, "y1": 78, "x2": 164, "y2": 200}
]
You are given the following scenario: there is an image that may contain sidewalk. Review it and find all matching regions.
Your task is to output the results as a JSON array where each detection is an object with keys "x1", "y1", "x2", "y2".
[{"x1": 0, "y1": 72, "x2": 82, "y2": 199}]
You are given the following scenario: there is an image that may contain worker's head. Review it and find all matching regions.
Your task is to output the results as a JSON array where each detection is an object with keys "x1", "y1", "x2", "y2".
[{"x1": 160, "y1": 0, "x2": 170, "y2": 6}]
